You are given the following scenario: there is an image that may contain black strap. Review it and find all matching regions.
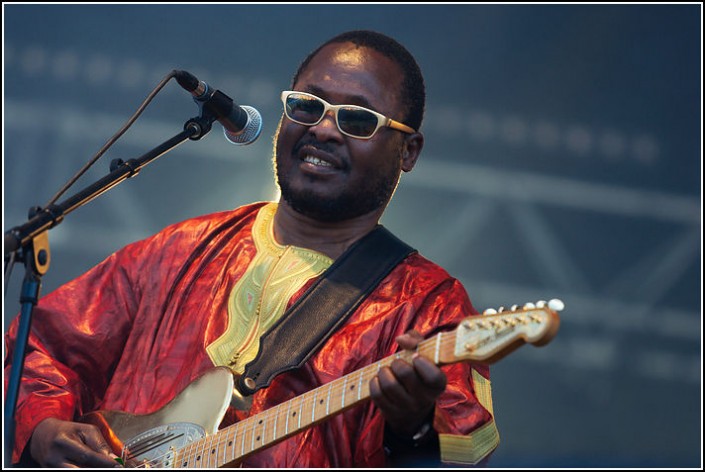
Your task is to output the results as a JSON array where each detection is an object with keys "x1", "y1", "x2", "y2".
[{"x1": 236, "y1": 225, "x2": 416, "y2": 395}]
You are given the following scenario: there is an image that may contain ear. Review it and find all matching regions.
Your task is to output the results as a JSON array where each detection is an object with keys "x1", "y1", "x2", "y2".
[{"x1": 401, "y1": 132, "x2": 424, "y2": 172}]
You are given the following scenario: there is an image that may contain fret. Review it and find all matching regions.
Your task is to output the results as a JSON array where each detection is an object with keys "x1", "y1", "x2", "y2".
[
  {"x1": 193, "y1": 439, "x2": 202, "y2": 467},
  {"x1": 214, "y1": 434, "x2": 221, "y2": 467},
  {"x1": 344, "y1": 376, "x2": 350, "y2": 407},
  {"x1": 360, "y1": 366, "x2": 372, "y2": 398},
  {"x1": 326, "y1": 382, "x2": 332, "y2": 415},
  {"x1": 178, "y1": 441, "x2": 189, "y2": 468},
  {"x1": 195, "y1": 442, "x2": 203, "y2": 469},
  {"x1": 239, "y1": 420, "x2": 247, "y2": 460},
  {"x1": 306, "y1": 390, "x2": 316, "y2": 427},
  {"x1": 357, "y1": 369, "x2": 363, "y2": 401},
  {"x1": 195, "y1": 437, "x2": 205, "y2": 468},
  {"x1": 261, "y1": 412, "x2": 267, "y2": 449},
  {"x1": 285, "y1": 398, "x2": 292, "y2": 435},
  {"x1": 434, "y1": 332, "x2": 441, "y2": 364},
  {"x1": 311, "y1": 390, "x2": 317, "y2": 423},
  {"x1": 218, "y1": 430, "x2": 225, "y2": 467},
  {"x1": 250, "y1": 416, "x2": 256, "y2": 456},
  {"x1": 207, "y1": 434, "x2": 215, "y2": 468},
  {"x1": 273, "y1": 403, "x2": 282, "y2": 441},
  {"x1": 296, "y1": 395, "x2": 306, "y2": 429},
  {"x1": 230, "y1": 427, "x2": 237, "y2": 465},
  {"x1": 194, "y1": 437, "x2": 201, "y2": 468}
]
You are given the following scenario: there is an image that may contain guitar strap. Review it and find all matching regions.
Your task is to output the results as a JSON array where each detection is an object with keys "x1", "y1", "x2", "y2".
[{"x1": 236, "y1": 225, "x2": 416, "y2": 396}]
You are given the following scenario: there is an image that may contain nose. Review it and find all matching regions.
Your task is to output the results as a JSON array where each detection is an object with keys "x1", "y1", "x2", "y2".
[{"x1": 308, "y1": 110, "x2": 344, "y2": 142}]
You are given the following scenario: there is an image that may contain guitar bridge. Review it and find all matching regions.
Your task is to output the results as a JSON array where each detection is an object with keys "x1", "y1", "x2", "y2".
[{"x1": 123, "y1": 422, "x2": 205, "y2": 468}]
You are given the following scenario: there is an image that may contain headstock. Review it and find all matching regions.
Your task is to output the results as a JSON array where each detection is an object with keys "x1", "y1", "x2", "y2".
[{"x1": 445, "y1": 299, "x2": 563, "y2": 364}]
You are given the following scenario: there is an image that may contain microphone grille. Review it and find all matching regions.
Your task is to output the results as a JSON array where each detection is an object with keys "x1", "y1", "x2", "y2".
[{"x1": 223, "y1": 106, "x2": 263, "y2": 145}]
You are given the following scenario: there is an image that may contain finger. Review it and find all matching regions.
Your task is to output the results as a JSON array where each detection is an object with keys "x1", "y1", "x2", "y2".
[
  {"x1": 411, "y1": 355, "x2": 448, "y2": 393},
  {"x1": 396, "y1": 330, "x2": 423, "y2": 350},
  {"x1": 65, "y1": 447, "x2": 120, "y2": 468},
  {"x1": 389, "y1": 358, "x2": 421, "y2": 390},
  {"x1": 374, "y1": 366, "x2": 408, "y2": 406},
  {"x1": 386, "y1": 359, "x2": 440, "y2": 410},
  {"x1": 57, "y1": 461, "x2": 81, "y2": 469},
  {"x1": 61, "y1": 428, "x2": 121, "y2": 467},
  {"x1": 369, "y1": 375, "x2": 403, "y2": 415},
  {"x1": 80, "y1": 425, "x2": 116, "y2": 458}
]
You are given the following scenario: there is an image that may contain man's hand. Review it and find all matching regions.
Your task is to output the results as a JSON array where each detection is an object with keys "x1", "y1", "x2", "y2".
[
  {"x1": 29, "y1": 417, "x2": 121, "y2": 468},
  {"x1": 369, "y1": 330, "x2": 447, "y2": 439}
]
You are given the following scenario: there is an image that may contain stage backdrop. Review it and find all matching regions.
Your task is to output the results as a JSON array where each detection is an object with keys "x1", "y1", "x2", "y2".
[{"x1": 3, "y1": 4, "x2": 701, "y2": 467}]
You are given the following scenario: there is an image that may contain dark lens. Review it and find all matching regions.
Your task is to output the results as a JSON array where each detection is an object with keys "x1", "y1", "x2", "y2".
[
  {"x1": 338, "y1": 107, "x2": 379, "y2": 137},
  {"x1": 286, "y1": 94, "x2": 324, "y2": 124}
]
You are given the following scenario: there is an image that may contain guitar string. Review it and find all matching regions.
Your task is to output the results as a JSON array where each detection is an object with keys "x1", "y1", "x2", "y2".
[
  {"x1": 135, "y1": 313, "x2": 541, "y2": 468},
  {"x1": 133, "y1": 312, "x2": 543, "y2": 467},
  {"x1": 131, "y1": 343, "x2": 430, "y2": 468},
  {"x1": 172, "y1": 331, "x2": 491, "y2": 467}
]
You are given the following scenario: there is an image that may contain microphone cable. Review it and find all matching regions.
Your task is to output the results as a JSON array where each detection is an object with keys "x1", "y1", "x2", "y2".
[{"x1": 42, "y1": 70, "x2": 178, "y2": 208}]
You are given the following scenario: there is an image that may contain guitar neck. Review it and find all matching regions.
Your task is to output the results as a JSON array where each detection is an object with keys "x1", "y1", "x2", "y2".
[
  {"x1": 173, "y1": 303, "x2": 561, "y2": 468},
  {"x1": 175, "y1": 334, "x2": 447, "y2": 468}
]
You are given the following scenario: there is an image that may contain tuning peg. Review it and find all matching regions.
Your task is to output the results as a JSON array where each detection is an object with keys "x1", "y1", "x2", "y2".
[
  {"x1": 523, "y1": 302, "x2": 536, "y2": 309},
  {"x1": 497, "y1": 306, "x2": 506, "y2": 313},
  {"x1": 510, "y1": 304, "x2": 519, "y2": 311},
  {"x1": 548, "y1": 299, "x2": 565, "y2": 311},
  {"x1": 536, "y1": 300, "x2": 547, "y2": 308},
  {"x1": 483, "y1": 308, "x2": 498, "y2": 315}
]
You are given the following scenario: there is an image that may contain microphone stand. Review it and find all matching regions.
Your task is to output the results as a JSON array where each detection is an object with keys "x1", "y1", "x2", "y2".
[{"x1": 3, "y1": 111, "x2": 215, "y2": 466}]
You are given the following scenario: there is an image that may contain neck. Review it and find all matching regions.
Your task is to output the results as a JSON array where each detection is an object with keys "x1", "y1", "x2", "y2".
[{"x1": 273, "y1": 200, "x2": 384, "y2": 259}]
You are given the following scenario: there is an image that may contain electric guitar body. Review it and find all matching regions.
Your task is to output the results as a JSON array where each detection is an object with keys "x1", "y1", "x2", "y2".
[{"x1": 82, "y1": 367, "x2": 235, "y2": 467}]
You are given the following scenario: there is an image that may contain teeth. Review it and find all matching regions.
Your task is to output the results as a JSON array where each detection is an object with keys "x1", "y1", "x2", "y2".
[{"x1": 303, "y1": 155, "x2": 333, "y2": 167}]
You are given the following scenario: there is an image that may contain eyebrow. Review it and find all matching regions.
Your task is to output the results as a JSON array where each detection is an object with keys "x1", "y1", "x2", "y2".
[{"x1": 305, "y1": 85, "x2": 375, "y2": 110}]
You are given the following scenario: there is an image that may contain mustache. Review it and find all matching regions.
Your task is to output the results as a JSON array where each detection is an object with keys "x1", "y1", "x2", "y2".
[{"x1": 292, "y1": 137, "x2": 338, "y2": 156}]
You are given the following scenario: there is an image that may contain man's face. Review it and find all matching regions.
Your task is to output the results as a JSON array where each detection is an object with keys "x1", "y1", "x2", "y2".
[{"x1": 274, "y1": 42, "x2": 409, "y2": 223}]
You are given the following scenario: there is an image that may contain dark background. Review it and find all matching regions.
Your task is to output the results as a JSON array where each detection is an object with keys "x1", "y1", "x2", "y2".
[{"x1": 3, "y1": 4, "x2": 701, "y2": 467}]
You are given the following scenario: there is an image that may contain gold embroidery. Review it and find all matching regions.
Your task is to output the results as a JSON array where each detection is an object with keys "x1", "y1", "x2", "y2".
[
  {"x1": 472, "y1": 368, "x2": 495, "y2": 415},
  {"x1": 439, "y1": 420, "x2": 500, "y2": 465},
  {"x1": 439, "y1": 369, "x2": 500, "y2": 464},
  {"x1": 206, "y1": 203, "x2": 333, "y2": 371}
]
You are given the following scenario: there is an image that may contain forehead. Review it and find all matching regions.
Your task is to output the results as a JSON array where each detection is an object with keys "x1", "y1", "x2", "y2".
[{"x1": 295, "y1": 42, "x2": 404, "y2": 112}]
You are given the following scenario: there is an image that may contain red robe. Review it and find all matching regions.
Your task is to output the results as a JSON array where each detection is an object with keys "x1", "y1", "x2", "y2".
[{"x1": 4, "y1": 202, "x2": 498, "y2": 467}]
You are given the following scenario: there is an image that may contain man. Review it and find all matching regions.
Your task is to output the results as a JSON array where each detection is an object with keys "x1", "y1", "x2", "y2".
[{"x1": 4, "y1": 30, "x2": 499, "y2": 467}]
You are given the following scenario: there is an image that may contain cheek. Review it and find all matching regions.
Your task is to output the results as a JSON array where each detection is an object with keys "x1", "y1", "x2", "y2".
[
  {"x1": 350, "y1": 140, "x2": 401, "y2": 174},
  {"x1": 276, "y1": 119, "x2": 302, "y2": 157}
]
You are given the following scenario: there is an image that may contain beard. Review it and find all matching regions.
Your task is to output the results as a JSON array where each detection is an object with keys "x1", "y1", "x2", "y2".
[
  {"x1": 274, "y1": 136, "x2": 402, "y2": 223},
  {"x1": 277, "y1": 167, "x2": 400, "y2": 223}
]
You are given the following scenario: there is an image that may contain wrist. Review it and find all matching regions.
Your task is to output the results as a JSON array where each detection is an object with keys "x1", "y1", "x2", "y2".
[{"x1": 384, "y1": 409, "x2": 436, "y2": 450}]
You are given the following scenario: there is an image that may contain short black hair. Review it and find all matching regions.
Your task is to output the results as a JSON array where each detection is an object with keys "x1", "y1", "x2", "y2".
[{"x1": 292, "y1": 30, "x2": 426, "y2": 132}]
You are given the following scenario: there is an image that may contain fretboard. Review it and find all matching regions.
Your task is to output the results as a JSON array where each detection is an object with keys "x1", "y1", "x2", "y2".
[{"x1": 175, "y1": 333, "x2": 446, "y2": 468}]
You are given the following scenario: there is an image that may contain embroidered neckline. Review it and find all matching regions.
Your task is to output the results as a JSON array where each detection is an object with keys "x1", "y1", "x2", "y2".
[{"x1": 206, "y1": 203, "x2": 333, "y2": 371}]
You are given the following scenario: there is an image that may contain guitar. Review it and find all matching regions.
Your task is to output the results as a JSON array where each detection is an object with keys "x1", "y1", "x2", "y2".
[{"x1": 81, "y1": 299, "x2": 563, "y2": 468}]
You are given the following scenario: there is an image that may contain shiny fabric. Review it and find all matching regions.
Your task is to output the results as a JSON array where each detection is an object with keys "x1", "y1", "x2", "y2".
[{"x1": 4, "y1": 202, "x2": 494, "y2": 467}]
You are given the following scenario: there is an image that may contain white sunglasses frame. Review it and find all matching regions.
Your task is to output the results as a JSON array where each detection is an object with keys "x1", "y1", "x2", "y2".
[{"x1": 281, "y1": 90, "x2": 416, "y2": 139}]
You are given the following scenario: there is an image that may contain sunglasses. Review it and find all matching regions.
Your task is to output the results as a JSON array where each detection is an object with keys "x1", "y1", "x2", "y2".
[{"x1": 281, "y1": 91, "x2": 416, "y2": 139}]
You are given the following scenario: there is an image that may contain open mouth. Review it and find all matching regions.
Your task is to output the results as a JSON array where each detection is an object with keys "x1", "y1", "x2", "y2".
[
  {"x1": 302, "y1": 155, "x2": 335, "y2": 168},
  {"x1": 296, "y1": 144, "x2": 345, "y2": 174}
]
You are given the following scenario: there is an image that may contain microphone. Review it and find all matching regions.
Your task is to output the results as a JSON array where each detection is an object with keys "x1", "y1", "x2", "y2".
[{"x1": 174, "y1": 69, "x2": 262, "y2": 145}]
